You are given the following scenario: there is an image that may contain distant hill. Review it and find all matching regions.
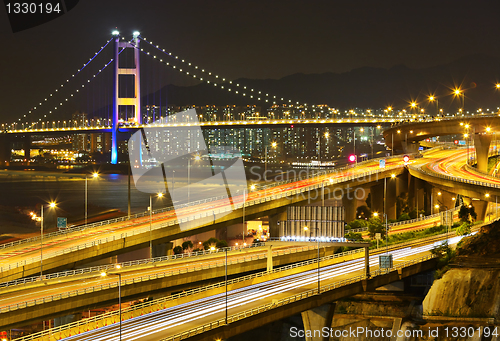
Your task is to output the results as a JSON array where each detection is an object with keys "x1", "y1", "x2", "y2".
[{"x1": 149, "y1": 54, "x2": 500, "y2": 111}]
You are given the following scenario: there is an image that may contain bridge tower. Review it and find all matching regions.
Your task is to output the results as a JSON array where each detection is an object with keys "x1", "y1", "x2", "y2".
[{"x1": 111, "y1": 31, "x2": 141, "y2": 164}]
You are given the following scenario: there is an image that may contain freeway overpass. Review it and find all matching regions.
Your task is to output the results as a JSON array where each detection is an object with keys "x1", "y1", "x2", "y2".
[
  {"x1": 383, "y1": 115, "x2": 500, "y2": 172},
  {"x1": 0, "y1": 156, "x2": 409, "y2": 282},
  {"x1": 0, "y1": 241, "x2": 370, "y2": 329},
  {"x1": 14, "y1": 231, "x2": 464, "y2": 341},
  {"x1": 3, "y1": 117, "x2": 396, "y2": 136}
]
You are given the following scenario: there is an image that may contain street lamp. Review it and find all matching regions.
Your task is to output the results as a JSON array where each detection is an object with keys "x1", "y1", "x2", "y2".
[
  {"x1": 149, "y1": 192, "x2": 164, "y2": 259},
  {"x1": 101, "y1": 266, "x2": 122, "y2": 341},
  {"x1": 85, "y1": 172, "x2": 99, "y2": 225},
  {"x1": 40, "y1": 202, "x2": 57, "y2": 278},
  {"x1": 454, "y1": 88, "x2": 465, "y2": 112},
  {"x1": 429, "y1": 95, "x2": 439, "y2": 116}
]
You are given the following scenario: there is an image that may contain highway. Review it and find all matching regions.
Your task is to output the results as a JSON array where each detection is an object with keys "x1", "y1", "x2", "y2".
[
  {"x1": 0, "y1": 244, "x2": 319, "y2": 313},
  {"x1": 45, "y1": 233, "x2": 467, "y2": 341},
  {"x1": 0, "y1": 155, "x2": 411, "y2": 276}
]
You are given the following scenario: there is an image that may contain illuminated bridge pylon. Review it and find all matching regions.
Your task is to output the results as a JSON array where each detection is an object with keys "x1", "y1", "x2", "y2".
[{"x1": 111, "y1": 31, "x2": 141, "y2": 164}]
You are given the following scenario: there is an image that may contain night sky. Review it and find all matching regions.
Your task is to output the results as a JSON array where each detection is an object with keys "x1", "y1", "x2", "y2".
[{"x1": 1, "y1": 0, "x2": 500, "y2": 121}]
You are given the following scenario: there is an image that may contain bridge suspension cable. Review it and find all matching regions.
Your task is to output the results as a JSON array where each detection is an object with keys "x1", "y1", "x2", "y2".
[
  {"x1": 137, "y1": 36, "x2": 305, "y2": 106},
  {"x1": 10, "y1": 37, "x2": 135, "y2": 131},
  {"x1": 18, "y1": 38, "x2": 114, "y2": 127}
]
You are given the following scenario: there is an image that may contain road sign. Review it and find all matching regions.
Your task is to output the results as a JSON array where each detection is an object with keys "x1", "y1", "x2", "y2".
[
  {"x1": 57, "y1": 217, "x2": 67, "y2": 229},
  {"x1": 379, "y1": 159, "x2": 386, "y2": 168},
  {"x1": 379, "y1": 254, "x2": 393, "y2": 269},
  {"x1": 375, "y1": 233, "x2": 381, "y2": 240}
]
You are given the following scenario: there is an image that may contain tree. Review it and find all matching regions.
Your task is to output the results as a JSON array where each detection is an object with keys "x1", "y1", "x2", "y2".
[
  {"x1": 216, "y1": 240, "x2": 228, "y2": 248},
  {"x1": 345, "y1": 219, "x2": 367, "y2": 230},
  {"x1": 182, "y1": 240, "x2": 193, "y2": 251},
  {"x1": 398, "y1": 213, "x2": 411, "y2": 221},
  {"x1": 173, "y1": 246, "x2": 183, "y2": 254},
  {"x1": 396, "y1": 192, "x2": 409, "y2": 217},
  {"x1": 456, "y1": 222, "x2": 471, "y2": 236},
  {"x1": 458, "y1": 204, "x2": 477, "y2": 224},
  {"x1": 345, "y1": 231, "x2": 363, "y2": 241},
  {"x1": 203, "y1": 237, "x2": 219, "y2": 250},
  {"x1": 356, "y1": 205, "x2": 372, "y2": 219},
  {"x1": 365, "y1": 193, "x2": 372, "y2": 209},
  {"x1": 367, "y1": 217, "x2": 385, "y2": 239}
]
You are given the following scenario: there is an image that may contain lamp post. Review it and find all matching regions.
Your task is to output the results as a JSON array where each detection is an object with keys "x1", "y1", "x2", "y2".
[
  {"x1": 101, "y1": 266, "x2": 122, "y2": 341},
  {"x1": 225, "y1": 248, "x2": 228, "y2": 324},
  {"x1": 304, "y1": 226, "x2": 321, "y2": 294},
  {"x1": 242, "y1": 185, "x2": 256, "y2": 244},
  {"x1": 40, "y1": 201, "x2": 56, "y2": 278},
  {"x1": 429, "y1": 96, "x2": 439, "y2": 116},
  {"x1": 85, "y1": 172, "x2": 99, "y2": 225},
  {"x1": 454, "y1": 89, "x2": 465, "y2": 112},
  {"x1": 149, "y1": 192, "x2": 163, "y2": 259}
]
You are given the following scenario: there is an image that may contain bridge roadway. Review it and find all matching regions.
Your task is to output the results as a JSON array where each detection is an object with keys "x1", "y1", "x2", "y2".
[
  {"x1": 20, "y1": 233, "x2": 470, "y2": 341},
  {"x1": 3, "y1": 117, "x2": 396, "y2": 135},
  {"x1": 0, "y1": 155, "x2": 411, "y2": 282},
  {"x1": 0, "y1": 201, "x2": 462, "y2": 329},
  {"x1": 0, "y1": 242, "x2": 362, "y2": 328},
  {"x1": 409, "y1": 147, "x2": 500, "y2": 208}
]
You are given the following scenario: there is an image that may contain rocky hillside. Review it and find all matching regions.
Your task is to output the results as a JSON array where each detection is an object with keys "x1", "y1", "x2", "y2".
[{"x1": 423, "y1": 221, "x2": 500, "y2": 319}]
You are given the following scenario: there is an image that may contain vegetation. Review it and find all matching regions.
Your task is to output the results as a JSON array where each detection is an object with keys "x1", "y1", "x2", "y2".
[
  {"x1": 455, "y1": 222, "x2": 471, "y2": 236},
  {"x1": 430, "y1": 241, "x2": 456, "y2": 279},
  {"x1": 202, "y1": 237, "x2": 220, "y2": 250},
  {"x1": 345, "y1": 219, "x2": 367, "y2": 230},
  {"x1": 202, "y1": 237, "x2": 228, "y2": 250},
  {"x1": 367, "y1": 217, "x2": 386, "y2": 239},
  {"x1": 355, "y1": 205, "x2": 371, "y2": 219},
  {"x1": 173, "y1": 246, "x2": 183, "y2": 254},
  {"x1": 181, "y1": 240, "x2": 193, "y2": 251},
  {"x1": 458, "y1": 204, "x2": 477, "y2": 224}
]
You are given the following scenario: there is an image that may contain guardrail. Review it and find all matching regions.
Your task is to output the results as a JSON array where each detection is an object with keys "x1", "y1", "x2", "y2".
[
  {"x1": 11, "y1": 246, "x2": 367, "y2": 341},
  {"x1": 1, "y1": 155, "x2": 413, "y2": 273},
  {"x1": 0, "y1": 242, "x2": 269, "y2": 289},
  {"x1": 0, "y1": 153, "x2": 415, "y2": 253},
  {"x1": 1, "y1": 242, "x2": 338, "y2": 313},
  {"x1": 410, "y1": 164, "x2": 500, "y2": 189},
  {"x1": 388, "y1": 114, "x2": 500, "y2": 129}
]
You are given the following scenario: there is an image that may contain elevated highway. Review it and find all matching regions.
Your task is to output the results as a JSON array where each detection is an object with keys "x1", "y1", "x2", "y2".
[
  {"x1": 384, "y1": 115, "x2": 500, "y2": 172},
  {"x1": 0, "y1": 156, "x2": 409, "y2": 282},
  {"x1": 1, "y1": 242, "x2": 370, "y2": 329},
  {"x1": 15, "y1": 231, "x2": 468, "y2": 341}
]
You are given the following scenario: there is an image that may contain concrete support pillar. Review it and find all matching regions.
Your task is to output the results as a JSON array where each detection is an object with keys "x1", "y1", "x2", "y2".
[
  {"x1": 342, "y1": 192, "x2": 357, "y2": 223},
  {"x1": 370, "y1": 182, "x2": 384, "y2": 215},
  {"x1": 414, "y1": 178, "x2": 425, "y2": 215},
  {"x1": 386, "y1": 177, "x2": 397, "y2": 220},
  {"x1": 401, "y1": 141, "x2": 419, "y2": 154},
  {"x1": 395, "y1": 172, "x2": 409, "y2": 217},
  {"x1": 472, "y1": 200, "x2": 488, "y2": 222},
  {"x1": 267, "y1": 245, "x2": 273, "y2": 271},
  {"x1": 152, "y1": 242, "x2": 172, "y2": 258},
  {"x1": 423, "y1": 182, "x2": 433, "y2": 215},
  {"x1": 473, "y1": 133, "x2": 492, "y2": 173},
  {"x1": 300, "y1": 304, "x2": 336, "y2": 341},
  {"x1": 268, "y1": 208, "x2": 287, "y2": 238}
]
